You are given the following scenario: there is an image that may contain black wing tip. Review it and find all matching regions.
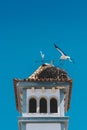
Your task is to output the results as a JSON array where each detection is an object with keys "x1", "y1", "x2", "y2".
[{"x1": 54, "y1": 43, "x2": 58, "y2": 48}]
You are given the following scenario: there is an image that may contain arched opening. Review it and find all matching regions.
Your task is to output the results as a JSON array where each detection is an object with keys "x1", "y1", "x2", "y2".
[
  {"x1": 29, "y1": 98, "x2": 36, "y2": 113},
  {"x1": 40, "y1": 98, "x2": 47, "y2": 113},
  {"x1": 50, "y1": 98, "x2": 57, "y2": 113}
]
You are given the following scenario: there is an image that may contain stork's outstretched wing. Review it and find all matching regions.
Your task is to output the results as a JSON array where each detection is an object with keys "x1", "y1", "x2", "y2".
[{"x1": 54, "y1": 43, "x2": 66, "y2": 56}]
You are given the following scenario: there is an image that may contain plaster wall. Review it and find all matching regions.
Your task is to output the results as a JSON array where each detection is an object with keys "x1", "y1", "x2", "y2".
[
  {"x1": 26, "y1": 123, "x2": 66, "y2": 130},
  {"x1": 21, "y1": 88, "x2": 65, "y2": 117},
  {"x1": 27, "y1": 89, "x2": 60, "y2": 114}
]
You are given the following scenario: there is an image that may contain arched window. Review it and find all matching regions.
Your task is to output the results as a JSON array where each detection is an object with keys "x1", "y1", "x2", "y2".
[
  {"x1": 29, "y1": 98, "x2": 36, "y2": 113},
  {"x1": 50, "y1": 98, "x2": 57, "y2": 113},
  {"x1": 40, "y1": 98, "x2": 47, "y2": 113}
]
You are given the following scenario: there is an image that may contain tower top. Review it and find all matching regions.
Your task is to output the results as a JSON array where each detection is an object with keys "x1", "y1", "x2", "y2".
[{"x1": 13, "y1": 63, "x2": 72, "y2": 112}]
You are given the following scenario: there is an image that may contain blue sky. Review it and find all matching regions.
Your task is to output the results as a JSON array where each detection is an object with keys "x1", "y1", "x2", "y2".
[{"x1": 0, "y1": 0, "x2": 87, "y2": 129}]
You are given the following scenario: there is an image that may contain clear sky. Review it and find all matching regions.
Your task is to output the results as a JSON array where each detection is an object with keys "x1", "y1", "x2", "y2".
[{"x1": 0, "y1": 0, "x2": 87, "y2": 129}]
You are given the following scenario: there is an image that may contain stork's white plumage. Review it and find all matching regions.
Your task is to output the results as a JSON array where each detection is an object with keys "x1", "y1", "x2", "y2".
[{"x1": 54, "y1": 43, "x2": 73, "y2": 62}]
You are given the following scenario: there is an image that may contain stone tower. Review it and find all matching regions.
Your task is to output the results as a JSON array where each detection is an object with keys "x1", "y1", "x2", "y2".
[{"x1": 13, "y1": 63, "x2": 72, "y2": 130}]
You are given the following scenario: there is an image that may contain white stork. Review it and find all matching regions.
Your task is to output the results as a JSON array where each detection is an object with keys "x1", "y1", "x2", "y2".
[{"x1": 54, "y1": 43, "x2": 73, "y2": 62}]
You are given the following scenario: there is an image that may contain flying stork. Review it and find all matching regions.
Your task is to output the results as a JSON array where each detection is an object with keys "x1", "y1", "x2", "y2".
[{"x1": 54, "y1": 43, "x2": 73, "y2": 62}]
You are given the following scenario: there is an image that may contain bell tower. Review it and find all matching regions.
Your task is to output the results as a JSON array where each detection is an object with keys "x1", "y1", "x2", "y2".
[{"x1": 13, "y1": 63, "x2": 72, "y2": 130}]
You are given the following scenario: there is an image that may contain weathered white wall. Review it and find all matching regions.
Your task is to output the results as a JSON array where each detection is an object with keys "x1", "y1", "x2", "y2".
[
  {"x1": 20, "y1": 88, "x2": 67, "y2": 130},
  {"x1": 26, "y1": 123, "x2": 61, "y2": 130},
  {"x1": 21, "y1": 88, "x2": 65, "y2": 117},
  {"x1": 26, "y1": 88, "x2": 60, "y2": 115},
  {"x1": 60, "y1": 90, "x2": 65, "y2": 116}
]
